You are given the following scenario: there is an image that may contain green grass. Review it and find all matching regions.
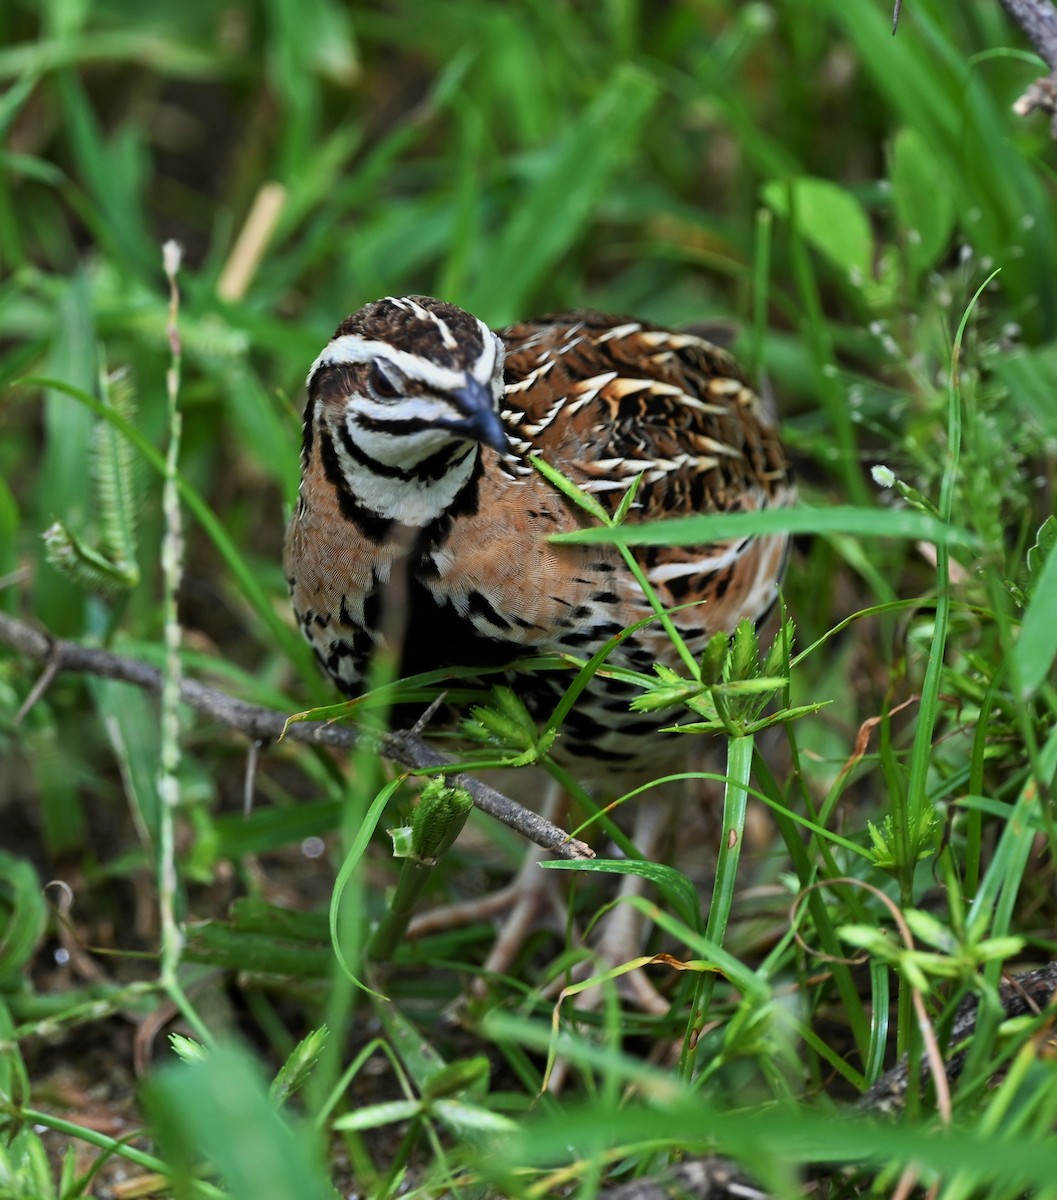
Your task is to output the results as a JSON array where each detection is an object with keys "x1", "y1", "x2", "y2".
[{"x1": 3, "y1": 0, "x2": 1057, "y2": 1196}]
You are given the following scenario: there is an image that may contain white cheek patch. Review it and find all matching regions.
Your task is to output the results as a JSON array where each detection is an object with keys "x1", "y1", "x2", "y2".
[
  {"x1": 331, "y1": 427, "x2": 477, "y2": 526},
  {"x1": 352, "y1": 419, "x2": 453, "y2": 464}
]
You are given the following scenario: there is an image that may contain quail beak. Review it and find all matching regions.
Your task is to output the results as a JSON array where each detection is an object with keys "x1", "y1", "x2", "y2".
[{"x1": 444, "y1": 378, "x2": 510, "y2": 454}]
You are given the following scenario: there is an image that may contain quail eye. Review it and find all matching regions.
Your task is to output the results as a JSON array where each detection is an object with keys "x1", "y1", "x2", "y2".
[{"x1": 370, "y1": 361, "x2": 401, "y2": 400}]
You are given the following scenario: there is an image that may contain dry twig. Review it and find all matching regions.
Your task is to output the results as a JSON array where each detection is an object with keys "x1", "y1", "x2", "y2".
[
  {"x1": 1002, "y1": 0, "x2": 1057, "y2": 133},
  {"x1": 0, "y1": 611, "x2": 592, "y2": 861},
  {"x1": 895, "y1": 0, "x2": 1057, "y2": 135}
]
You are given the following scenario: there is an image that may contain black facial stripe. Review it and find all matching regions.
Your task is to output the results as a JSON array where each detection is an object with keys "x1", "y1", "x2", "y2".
[
  {"x1": 354, "y1": 414, "x2": 438, "y2": 437},
  {"x1": 317, "y1": 430, "x2": 392, "y2": 542},
  {"x1": 336, "y1": 420, "x2": 414, "y2": 481},
  {"x1": 337, "y1": 419, "x2": 473, "y2": 486},
  {"x1": 413, "y1": 445, "x2": 474, "y2": 482},
  {"x1": 415, "y1": 454, "x2": 484, "y2": 550}
]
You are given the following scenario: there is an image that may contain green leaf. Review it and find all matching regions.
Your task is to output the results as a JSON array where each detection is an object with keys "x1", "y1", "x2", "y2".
[
  {"x1": 901, "y1": 909, "x2": 954, "y2": 952},
  {"x1": 544, "y1": 858, "x2": 701, "y2": 932},
  {"x1": 1014, "y1": 524, "x2": 1057, "y2": 698},
  {"x1": 889, "y1": 126, "x2": 955, "y2": 277},
  {"x1": 728, "y1": 618, "x2": 759, "y2": 683},
  {"x1": 366, "y1": 1001, "x2": 506, "y2": 1145},
  {"x1": 432, "y1": 1098, "x2": 519, "y2": 1134},
  {"x1": 462, "y1": 685, "x2": 556, "y2": 765},
  {"x1": 551, "y1": 505, "x2": 975, "y2": 548},
  {"x1": 762, "y1": 176, "x2": 873, "y2": 284},
  {"x1": 993, "y1": 345, "x2": 1057, "y2": 439},
  {"x1": 207, "y1": 799, "x2": 342, "y2": 861},
  {"x1": 269, "y1": 1026, "x2": 329, "y2": 1108},
  {"x1": 145, "y1": 1043, "x2": 334, "y2": 1200},
  {"x1": 183, "y1": 923, "x2": 333, "y2": 977},
  {"x1": 531, "y1": 453, "x2": 611, "y2": 523},
  {"x1": 329, "y1": 774, "x2": 406, "y2": 995},
  {"x1": 0, "y1": 472, "x2": 17, "y2": 581},
  {"x1": 421, "y1": 1057, "x2": 490, "y2": 1101},
  {"x1": 0, "y1": 1127, "x2": 57, "y2": 1200},
  {"x1": 332, "y1": 1099, "x2": 421, "y2": 1131},
  {"x1": 389, "y1": 825, "x2": 415, "y2": 857},
  {"x1": 1026, "y1": 515, "x2": 1057, "y2": 598},
  {"x1": 700, "y1": 631, "x2": 728, "y2": 686},
  {"x1": 169, "y1": 1034, "x2": 208, "y2": 1065},
  {"x1": 0, "y1": 70, "x2": 38, "y2": 140},
  {"x1": 42, "y1": 520, "x2": 137, "y2": 593},
  {"x1": 0, "y1": 852, "x2": 46, "y2": 985},
  {"x1": 223, "y1": 365, "x2": 301, "y2": 507},
  {"x1": 93, "y1": 366, "x2": 140, "y2": 579}
]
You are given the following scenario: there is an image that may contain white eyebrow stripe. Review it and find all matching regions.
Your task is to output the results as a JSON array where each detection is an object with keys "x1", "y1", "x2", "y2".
[
  {"x1": 308, "y1": 335, "x2": 467, "y2": 392},
  {"x1": 468, "y1": 318, "x2": 498, "y2": 382}
]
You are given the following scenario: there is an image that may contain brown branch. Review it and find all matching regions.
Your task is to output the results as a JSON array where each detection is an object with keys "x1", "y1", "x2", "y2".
[
  {"x1": 0, "y1": 611, "x2": 593, "y2": 861},
  {"x1": 896, "y1": 0, "x2": 1057, "y2": 134},
  {"x1": 999, "y1": 0, "x2": 1057, "y2": 68},
  {"x1": 999, "y1": 0, "x2": 1057, "y2": 134}
]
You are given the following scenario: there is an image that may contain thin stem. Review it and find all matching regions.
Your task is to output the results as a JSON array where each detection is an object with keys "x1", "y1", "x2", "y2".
[
  {"x1": 368, "y1": 781, "x2": 473, "y2": 961},
  {"x1": 155, "y1": 240, "x2": 209, "y2": 1043},
  {"x1": 7, "y1": 1105, "x2": 226, "y2": 1199},
  {"x1": 679, "y1": 733, "x2": 754, "y2": 1079},
  {"x1": 749, "y1": 205, "x2": 772, "y2": 379},
  {"x1": 903, "y1": 274, "x2": 996, "y2": 899}
]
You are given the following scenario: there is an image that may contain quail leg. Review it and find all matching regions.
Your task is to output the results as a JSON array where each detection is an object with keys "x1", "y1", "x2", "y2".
[
  {"x1": 586, "y1": 799, "x2": 672, "y2": 1015},
  {"x1": 407, "y1": 777, "x2": 675, "y2": 1017}
]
